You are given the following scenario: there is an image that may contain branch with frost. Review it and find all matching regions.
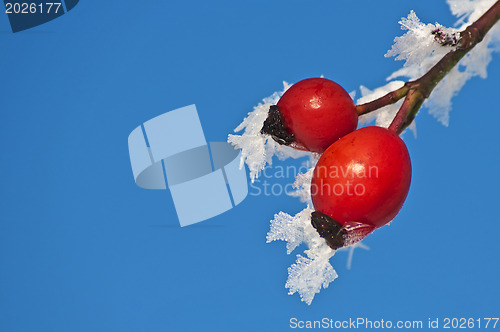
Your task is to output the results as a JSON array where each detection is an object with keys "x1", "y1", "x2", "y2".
[{"x1": 357, "y1": 0, "x2": 500, "y2": 133}]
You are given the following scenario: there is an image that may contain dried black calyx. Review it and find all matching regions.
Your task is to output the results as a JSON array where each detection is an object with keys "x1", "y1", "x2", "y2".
[
  {"x1": 311, "y1": 211, "x2": 347, "y2": 250},
  {"x1": 432, "y1": 28, "x2": 460, "y2": 47},
  {"x1": 260, "y1": 105, "x2": 295, "y2": 145}
]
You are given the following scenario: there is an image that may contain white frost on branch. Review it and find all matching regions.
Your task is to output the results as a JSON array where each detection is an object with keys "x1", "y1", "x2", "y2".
[
  {"x1": 266, "y1": 206, "x2": 337, "y2": 305},
  {"x1": 358, "y1": 10, "x2": 459, "y2": 130},
  {"x1": 228, "y1": 82, "x2": 310, "y2": 182},
  {"x1": 385, "y1": 10, "x2": 460, "y2": 71},
  {"x1": 425, "y1": 0, "x2": 500, "y2": 125},
  {"x1": 449, "y1": 0, "x2": 500, "y2": 27},
  {"x1": 372, "y1": 0, "x2": 500, "y2": 126}
]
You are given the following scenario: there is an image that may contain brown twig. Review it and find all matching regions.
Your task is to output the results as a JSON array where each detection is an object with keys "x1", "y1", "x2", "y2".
[
  {"x1": 356, "y1": 0, "x2": 500, "y2": 134},
  {"x1": 387, "y1": 89, "x2": 425, "y2": 133},
  {"x1": 356, "y1": 84, "x2": 409, "y2": 116}
]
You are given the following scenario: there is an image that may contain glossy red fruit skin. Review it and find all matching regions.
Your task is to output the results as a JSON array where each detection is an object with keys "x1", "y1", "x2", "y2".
[
  {"x1": 277, "y1": 78, "x2": 358, "y2": 153},
  {"x1": 311, "y1": 126, "x2": 412, "y2": 229}
]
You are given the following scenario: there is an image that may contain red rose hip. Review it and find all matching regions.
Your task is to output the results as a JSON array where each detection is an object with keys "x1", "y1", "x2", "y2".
[
  {"x1": 311, "y1": 126, "x2": 412, "y2": 248},
  {"x1": 262, "y1": 78, "x2": 358, "y2": 153}
]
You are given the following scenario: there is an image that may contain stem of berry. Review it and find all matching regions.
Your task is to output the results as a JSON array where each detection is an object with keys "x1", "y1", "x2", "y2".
[
  {"x1": 356, "y1": 84, "x2": 410, "y2": 116},
  {"x1": 357, "y1": 0, "x2": 500, "y2": 135},
  {"x1": 388, "y1": 89, "x2": 425, "y2": 133}
]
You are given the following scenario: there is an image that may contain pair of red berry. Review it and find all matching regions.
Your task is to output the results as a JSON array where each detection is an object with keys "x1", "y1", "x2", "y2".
[{"x1": 262, "y1": 78, "x2": 412, "y2": 249}]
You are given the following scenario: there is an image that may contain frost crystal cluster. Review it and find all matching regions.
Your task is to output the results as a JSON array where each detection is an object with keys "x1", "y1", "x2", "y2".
[
  {"x1": 227, "y1": 82, "x2": 309, "y2": 182},
  {"x1": 360, "y1": 0, "x2": 500, "y2": 128},
  {"x1": 266, "y1": 207, "x2": 337, "y2": 305},
  {"x1": 228, "y1": 0, "x2": 499, "y2": 305}
]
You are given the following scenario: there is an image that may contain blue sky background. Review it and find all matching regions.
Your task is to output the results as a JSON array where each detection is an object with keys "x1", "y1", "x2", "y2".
[{"x1": 1, "y1": 1, "x2": 499, "y2": 331}]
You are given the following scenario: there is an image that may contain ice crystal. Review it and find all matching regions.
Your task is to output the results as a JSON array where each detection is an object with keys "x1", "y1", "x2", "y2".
[
  {"x1": 385, "y1": 11, "x2": 460, "y2": 70},
  {"x1": 337, "y1": 241, "x2": 370, "y2": 270},
  {"x1": 448, "y1": 0, "x2": 499, "y2": 27},
  {"x1": 267, "y1": 206, "x2": 337, "y2": 305},
  {"x1": 228, "y1": 82, "x2": 310, "y2": 182},
  {"x1": 288, "y1": 157, "x2": 317, "y2": 204}
]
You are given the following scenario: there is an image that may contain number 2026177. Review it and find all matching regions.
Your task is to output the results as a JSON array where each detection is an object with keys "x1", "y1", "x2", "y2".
[{"x1": 5, "y1": 3, "x2": 62, "y2": 14}]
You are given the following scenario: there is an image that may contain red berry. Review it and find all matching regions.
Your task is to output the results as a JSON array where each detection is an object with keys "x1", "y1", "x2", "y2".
[
  {"x1": 311, "y1": 126, "x2": 412, "y2": 229},
  {"x1": 277, "y1": 78, "x2": 358, "y2": 153}
]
